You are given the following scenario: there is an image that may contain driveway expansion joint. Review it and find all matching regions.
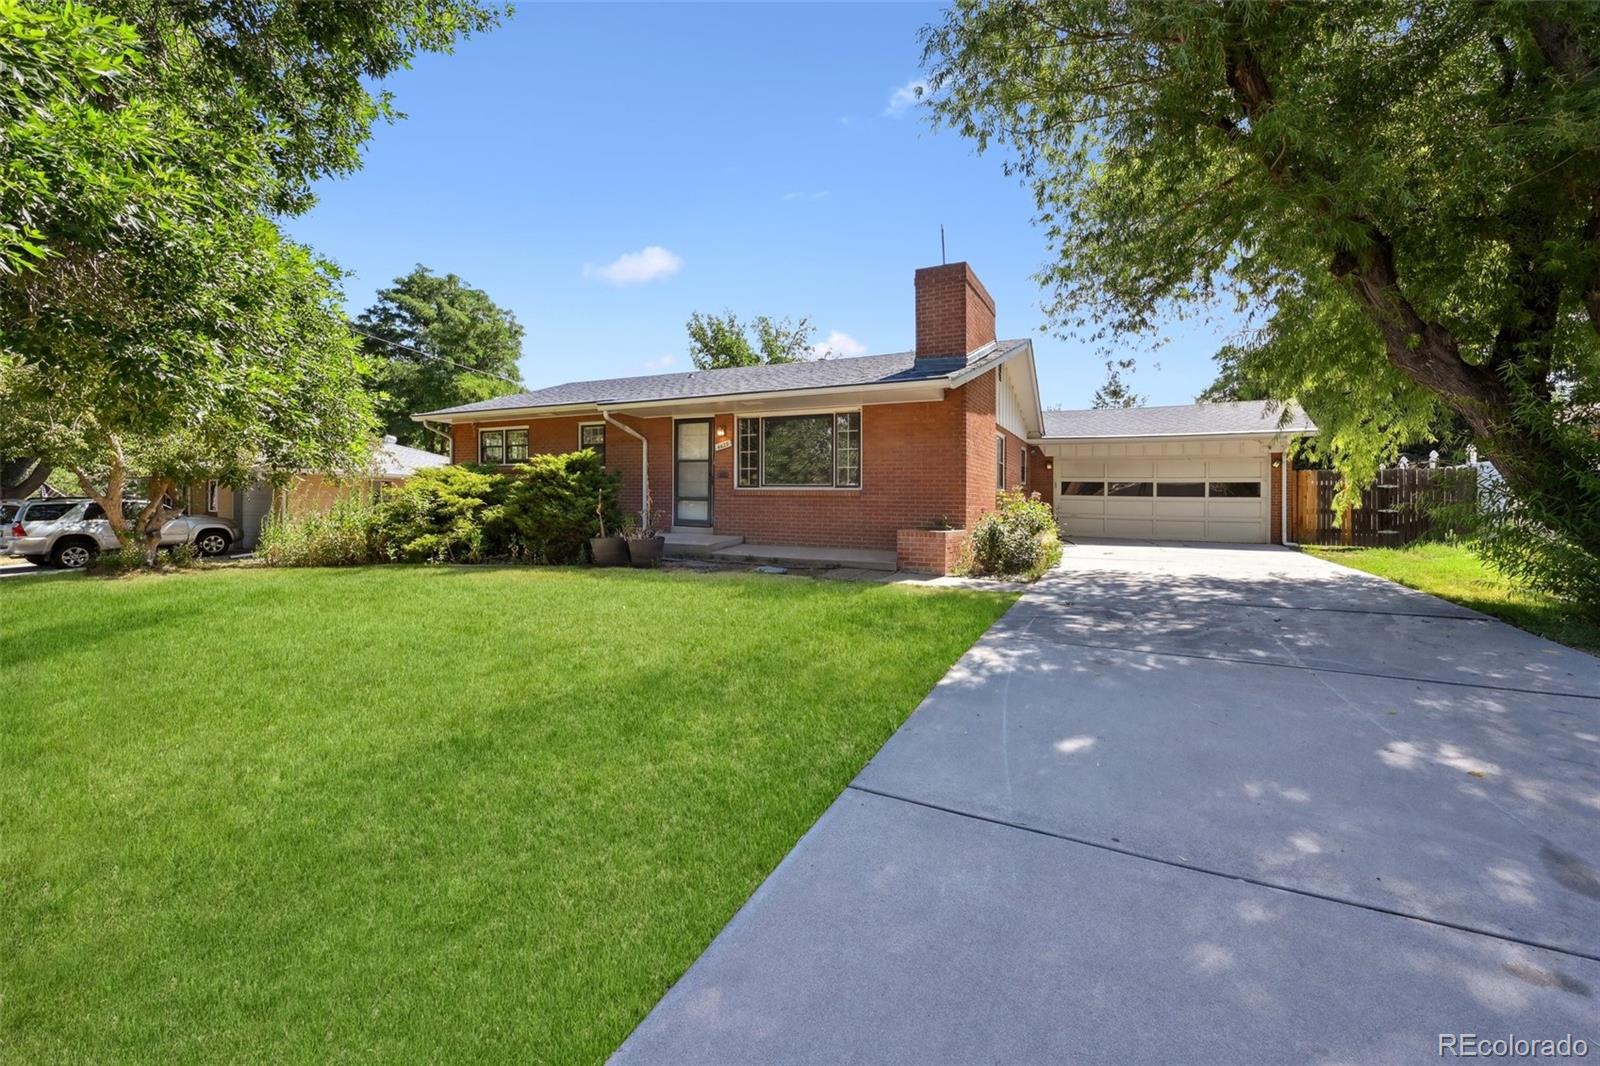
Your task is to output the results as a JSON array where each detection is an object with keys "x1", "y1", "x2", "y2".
[
  {"x1": 1007, "y1": 629, "x2": 1600, "y2": 702},
  {"x1": 844, "y1": 783, "x2": 1600, "y2": 965}
]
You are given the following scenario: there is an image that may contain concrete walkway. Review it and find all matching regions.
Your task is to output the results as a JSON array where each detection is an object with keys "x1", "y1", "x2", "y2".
[{"x1": 615, "y1": 540, "x2": 1600, "y2": 1064}]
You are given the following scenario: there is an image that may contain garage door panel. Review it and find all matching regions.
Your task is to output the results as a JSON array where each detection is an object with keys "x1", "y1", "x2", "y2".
[
  {"x1": 1153, "y1": 519, "x2": 1208, "y2": 539},
  {"x1": 1155, "y1": 460, "x2": 1206, "y2": 477},
  {"x1": 1104, "y1": 517, "x2": 1157, "y2": 538},
  {"x1": 1152, "y1": 499, "x2": 1205, "y2": 518},
  {"x1": 1104, "y1": 461, "x2": 1154, "y2": 478},
  {"x1": 1206, "y1": 459, "x2": 1264, "y2": 478}
]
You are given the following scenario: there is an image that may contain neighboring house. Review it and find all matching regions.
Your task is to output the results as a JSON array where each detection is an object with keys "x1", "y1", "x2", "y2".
[
  {"x1": 413, "y1": 263, "x2": 1316, "y2": 572},
  {"x1": 185, "y1": 436, "x2": 449, "y2": 550}
]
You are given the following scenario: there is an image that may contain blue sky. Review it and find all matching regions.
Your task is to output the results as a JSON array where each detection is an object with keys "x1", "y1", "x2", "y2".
[{"x1": 283, "y1": 2, "x2": 1236, "y2": 408}]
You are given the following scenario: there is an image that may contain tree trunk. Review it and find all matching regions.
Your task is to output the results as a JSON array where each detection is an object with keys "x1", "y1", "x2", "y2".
[{"x1": 1, "y1": 456, "x2": 53, "y2": 498}]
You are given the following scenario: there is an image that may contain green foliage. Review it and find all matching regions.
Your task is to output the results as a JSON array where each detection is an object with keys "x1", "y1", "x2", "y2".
[
  {"x1": 0, "y1": 0, "x2": 503, "y2": 559},
  {"x1": 1092, "y1": 357, "x2": 1143, "y2": 409},
  {"x1": 355, "y1": 265, "x2": 526, "y2": 447},
  {"x1": 686, "y1": 311, "x2": 814, "y2": 369},
  {"x1": 967, "y1": 491, "x2": 1062, "y2": 579},
  {"x1": 259, "y1": 499, "x2": 386, "y2": 568},
  {"x1": 376, "y1": 465, "x2": 510, "y2": 563},
  {"x1": 502, "y1": 450, "x2": 622, "y2": 564},
  {"x1": 923, "y1": 0, "x2": 1600, "y2": 600},
  {"x1": 2, "y1": 566, "x2": 1012, "y2": 1062}
]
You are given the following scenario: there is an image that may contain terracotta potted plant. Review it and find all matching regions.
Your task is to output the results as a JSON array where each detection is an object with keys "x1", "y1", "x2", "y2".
[
  {"x1": 625, "y1": 510, "x2": 667, "y2": 568},
  {"x1": 588, "y1": 492, "x2": 628, "y2": 566}
]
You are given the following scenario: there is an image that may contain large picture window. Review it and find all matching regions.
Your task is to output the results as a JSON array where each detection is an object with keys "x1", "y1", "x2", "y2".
[{"x1": 735, "y1": 412, "x2": 862, "y2": 488}]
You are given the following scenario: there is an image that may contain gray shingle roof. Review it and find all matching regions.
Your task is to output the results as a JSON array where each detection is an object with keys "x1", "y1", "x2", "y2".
[
  {"x1": 372, "y1": 438, "x2": 451, "y2": 478},
  {"x1": 415, "y1": 340, "x2": 1031, "y2": 417},
  {"x1": 1040, "y1": 400, "x2": 1316, "y2": 439}
]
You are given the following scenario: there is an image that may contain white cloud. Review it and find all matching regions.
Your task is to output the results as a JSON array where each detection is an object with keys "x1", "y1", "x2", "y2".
[
  {"x1": 583, "y1": 245, "x2": 683, "y2": 286},
  {"x1": 644, "y1": 354, "x2": 676, "y2": 370},
  {"x1": 812, "y1": 330, "x2": 867, "y2": 359},
  {"x1": 884, "y1": 78, "x2": 928, "y2": 118},
  {"x1": 782, "y1": 190, "x2": 830, "y2": 202}
]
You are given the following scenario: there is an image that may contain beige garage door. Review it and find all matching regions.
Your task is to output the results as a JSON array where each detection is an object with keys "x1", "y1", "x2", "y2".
[{"x1": 1054, "y1": 458, "x2": 1269, "y2": 542}]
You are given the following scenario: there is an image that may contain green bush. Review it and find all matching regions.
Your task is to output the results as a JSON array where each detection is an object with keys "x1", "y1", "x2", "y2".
[
  {"x1": 967, "y1": 490, "x2": 1061, "y2": 579},
  {"x1": 260, "y1": 498, "x2": 384, "y2": 567},
  {"x1": 376, "y1": 464, "x2": 511, "y2": 563},
  {"x1": 502, "y1": 449, "x2": 622, "y2": 564}
]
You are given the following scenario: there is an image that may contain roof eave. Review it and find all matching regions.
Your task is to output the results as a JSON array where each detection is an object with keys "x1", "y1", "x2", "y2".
[
  {"x1": 411, "y1": 377, "x2": 954, "y2": 422},
  {"x1": 1030, "y1": 426, "x2": 1319, "y2": 444}
]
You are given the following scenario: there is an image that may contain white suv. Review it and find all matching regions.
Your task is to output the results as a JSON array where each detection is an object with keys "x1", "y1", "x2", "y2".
[{"x1": 1, "y1": 498, "x2": 239, "y2": 569}]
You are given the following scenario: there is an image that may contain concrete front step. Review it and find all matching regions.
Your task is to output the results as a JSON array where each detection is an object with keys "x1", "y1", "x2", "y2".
[
  {"x1": 708, "y1": 544, "x2": 898, "y2": 572},
  {"x1": 662, "y1": 531, "x2": 746, "y2": 559}
]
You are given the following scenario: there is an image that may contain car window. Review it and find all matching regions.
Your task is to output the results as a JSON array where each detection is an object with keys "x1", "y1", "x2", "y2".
[
  {"x1": 0, "y1": 503, "x2": 17, "y2": 523},
  {"x1": 84, "y1": 503, "x2": 106, "y2": 520},
  {"x1": 20, "y1": 501, "x2": 77, "y2": 522},
  {"x1": 122, "y1": 500, "x2": 145, "y2": 520}
]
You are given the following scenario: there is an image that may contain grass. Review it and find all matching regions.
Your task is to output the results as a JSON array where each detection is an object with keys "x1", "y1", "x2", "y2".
[
  {"x1": 1304, "y1": 541, "x2": 1600, "y2": 653},
  {"x1": 1, "y1": 566, "x2": 1014, "y2": 1064}
]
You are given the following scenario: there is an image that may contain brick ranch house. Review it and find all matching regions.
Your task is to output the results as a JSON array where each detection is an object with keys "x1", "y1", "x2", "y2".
[{"x1": 414, "y1": 263, "x2": 1315, "y2": 573}]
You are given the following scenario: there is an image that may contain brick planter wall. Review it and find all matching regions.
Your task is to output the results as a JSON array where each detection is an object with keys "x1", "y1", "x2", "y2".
[{"x1": 896, "y1": 528, "x2": 967, "y2": 575}]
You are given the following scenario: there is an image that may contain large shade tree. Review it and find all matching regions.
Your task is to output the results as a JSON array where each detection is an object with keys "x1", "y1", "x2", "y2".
[
  {"x1": 923, "y1": 0, "x2": 1600, "y2": 612},
  {"x1": 355, "y1": 266, "x2": 526, "y2": 449},
  {"x1": 0, "y1": 0, "x2": 503, "y2": 552}
]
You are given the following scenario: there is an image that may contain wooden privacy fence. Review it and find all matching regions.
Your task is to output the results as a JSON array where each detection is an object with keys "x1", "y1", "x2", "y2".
[{"x1": 1291, "y1": 465, "x2": 1478, "y2": 547}]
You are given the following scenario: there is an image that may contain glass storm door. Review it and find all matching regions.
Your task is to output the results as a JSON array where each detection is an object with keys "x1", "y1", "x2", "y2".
[{"x1": 674, "y1": 419, "x2": 713, "y2": 526}]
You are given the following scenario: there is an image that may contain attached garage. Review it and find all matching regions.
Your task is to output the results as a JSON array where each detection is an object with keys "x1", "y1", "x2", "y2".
[{"x1": 1032, "y1": 401, "x2": 1316, "y2": 545}]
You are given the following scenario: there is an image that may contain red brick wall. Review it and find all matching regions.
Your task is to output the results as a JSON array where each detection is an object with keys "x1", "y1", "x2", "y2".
[
  {"x1": 445, "y1": 373, "x2": 1011, "y2": 551},
  {"x1": 1025, "y1": 443, "x2": 1053, "y2": 501},
  {"x1": 710, "y1": 395, "x2": 974, "y2": 550},
  {"x1": 896, "y1": 529, "x2": 966, "y2": 575},
  {"x1": 448, "y1": 414, "x2": 671, "y2": 520},
  {"x1": 1269, "y1": 450, "x2": 1284, "y2": 544},
  {"x1": 914, "y1": 263, "x2": 996, "y2": 358}
]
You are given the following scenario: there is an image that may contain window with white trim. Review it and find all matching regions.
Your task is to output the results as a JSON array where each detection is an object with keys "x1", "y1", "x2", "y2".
[
  {"x1": 205, "y1": 480, "x2": 219, "y2": 513},
  {"x1": 735, "y1": 412, "x2": 862, "y2": 488},
  {"x1": 1020, "y1": 447, "x2": 1028, "y2": 488},
  {"x1": 996, "y1": 434, "x2": 1006, "y2": 489},
  {"x1": 478, "y1": 428, "x2": 528, "y2": 465},
  {"x1": 578, "y1": 423, "x2": 606, "y2": 465}
]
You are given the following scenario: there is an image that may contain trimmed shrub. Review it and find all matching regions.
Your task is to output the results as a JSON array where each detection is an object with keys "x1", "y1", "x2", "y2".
[
  {"x1": 260, "y1": 498, "x2": 384, "y2": 567},
  {"x1": 502, "y1": 449, "x2": 622, "y2": 564},
  {"x1": 967, "y1": 490, "x2": 1062, "y2": 579},
  {"x1": 376, "y1": 464, "x2": 511, "y2": 563}
]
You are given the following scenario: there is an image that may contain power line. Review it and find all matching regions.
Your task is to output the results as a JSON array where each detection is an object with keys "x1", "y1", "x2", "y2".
[{"x1": 348, "y1": 324, "x2": 525, "y2": 389}]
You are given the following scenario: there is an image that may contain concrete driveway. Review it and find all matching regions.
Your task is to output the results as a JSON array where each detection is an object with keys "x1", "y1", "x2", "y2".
[{"x1": 616, "y1": 541, "x2": 1600, "y2": 1064}]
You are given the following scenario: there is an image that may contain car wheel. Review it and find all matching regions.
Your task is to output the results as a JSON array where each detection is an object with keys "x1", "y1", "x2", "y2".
[
  {"x1": 51, "y1": 540, "x2": 97, "y2": 570},
  {"x1": 195, "y1": 531, "x2": 232, "y2": 556}
]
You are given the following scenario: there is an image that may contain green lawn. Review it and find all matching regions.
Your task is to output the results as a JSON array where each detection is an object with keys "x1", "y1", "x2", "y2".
[
  {"x1": 1304, "y1": 542, "x2": 1600, "y2": 653},
  {"x1": 1, "y1": 566, "x2": 1013, "y2": 1064}
]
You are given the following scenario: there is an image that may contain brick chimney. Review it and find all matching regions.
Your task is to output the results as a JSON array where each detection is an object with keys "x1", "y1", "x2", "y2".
[{"x1": 915, "y1": 262, "x2": 996, "y2": 359}]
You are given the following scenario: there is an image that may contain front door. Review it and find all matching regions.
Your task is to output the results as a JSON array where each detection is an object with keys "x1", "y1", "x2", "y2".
[{"x1": 674, "y1": 419, "x2": 713, "y2": 527}]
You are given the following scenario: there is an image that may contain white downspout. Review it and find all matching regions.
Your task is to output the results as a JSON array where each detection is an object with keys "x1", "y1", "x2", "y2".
[
  {"x1": 601, "y1": 410, "x2": 650, "y2": 524},
  {"x1": 418, "y1": 419, "x2": 454, "y2": 460}
]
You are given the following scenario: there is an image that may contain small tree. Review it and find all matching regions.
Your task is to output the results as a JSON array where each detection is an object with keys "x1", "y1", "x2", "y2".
[
  {"x1": 686, "y1": 311, "x2": 814, "y2": 369},
  {"x1": 1091, "y1": 358, "x2": 1144, "y2": 409},
  {"x1": 355, "y1": 266, "x2": 526, "y2": 448}
]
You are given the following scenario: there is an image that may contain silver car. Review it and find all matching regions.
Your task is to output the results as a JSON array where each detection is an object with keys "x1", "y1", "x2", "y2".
[{"x1": 2, "y1": 498, "x2": 239, "y2": 569}]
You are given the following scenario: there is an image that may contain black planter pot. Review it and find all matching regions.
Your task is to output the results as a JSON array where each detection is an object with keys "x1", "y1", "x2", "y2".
[
  {"x1": 626, "y1": 535, "x2": 665, "y2": 568},
  {"x1": 589, "y1": 536, "x2": 629, "y2": 567}
]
